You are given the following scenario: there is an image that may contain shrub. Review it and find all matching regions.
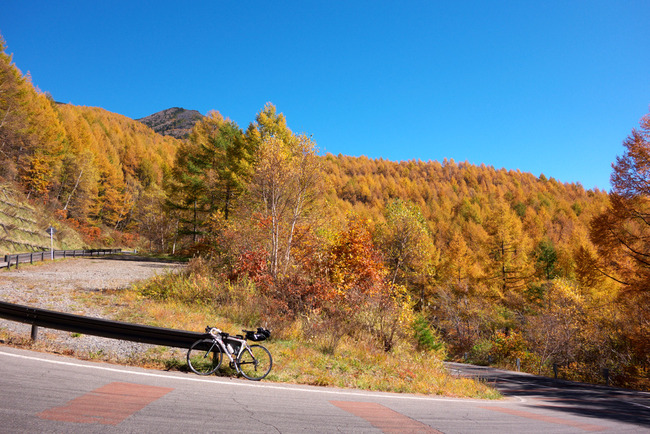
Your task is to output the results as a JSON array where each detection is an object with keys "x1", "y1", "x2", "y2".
[
  {"x1": 413, "y1": 314, "x2": 446, "y2": 354},
  {"x1": 470, "y1": 338, "x2": 494, "y2": 365}
]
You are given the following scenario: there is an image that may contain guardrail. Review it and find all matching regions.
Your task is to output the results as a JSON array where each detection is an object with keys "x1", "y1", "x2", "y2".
[
  {"x1": 0, "y1": 300, "x2": 203, "y2": 348},
  {"x1": 1, "y1": 249, "x2": 122, "y2": 269}
]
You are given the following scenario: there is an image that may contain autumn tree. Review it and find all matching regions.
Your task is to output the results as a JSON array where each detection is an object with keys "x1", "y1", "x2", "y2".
[
  {"x1": 246, "y1": 103, "x2": 320, "y2": 279},
  {"x1": 440, "y1": 228, "x2": 481, "y2": 290},
  {"x1": 378, "y1": 199, "x2": 438, "y2": 307},
  {"x1": 524, "y1": 279, "x2": 585, "y2": 372},
  {"x1": 590, "y1": 110, "x2": 650, "y2": 375},
  {"x1": 0, "y1": 35, "x2": 31, "y2": 172},
  {"x1": 95, "y1": 165, "x2": 130, "y2": 227},
  {"x1": 327, "y1": 215, "x2": 412, "y2": 352},
  {"x1": 434, "y1": 228, "x2": 490, "y2": 352},
  {"x1": 132, "y1": 185, "x2": 178, "y2": 252},
  {"x1": 591, "y1": 110, "x2": 650, "y2": 292},
  {"x1": 329, "y1": 216, "x2": 386, "y2": 293},
  {"x1": 483, "y1": 202, "x2": 533, "y2": 306},
  {"x1": 0, "y1": 36, "x2": 66, "y2": 195}
]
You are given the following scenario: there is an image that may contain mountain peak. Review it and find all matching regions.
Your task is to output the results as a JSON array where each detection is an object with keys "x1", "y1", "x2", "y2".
[{"x1": 136, "y1": 107, "x2": 204, "y2": 139}]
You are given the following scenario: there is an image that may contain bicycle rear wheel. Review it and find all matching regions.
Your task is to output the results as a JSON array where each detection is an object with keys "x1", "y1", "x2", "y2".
[
  {"x1": 237, "y1": 344, "x2": 272, "y2": 380},
  {"x1": 187, "y1": 339, "x2": 223, "y2": 375}
]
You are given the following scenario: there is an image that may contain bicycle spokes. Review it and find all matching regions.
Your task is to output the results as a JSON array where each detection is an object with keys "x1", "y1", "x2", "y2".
[
  {"x1": 188, "y1": 331, "x2": 272, "y2": 380},
  {"x1": 237, "y1": 345, "x2": 272, "y2": 380}
]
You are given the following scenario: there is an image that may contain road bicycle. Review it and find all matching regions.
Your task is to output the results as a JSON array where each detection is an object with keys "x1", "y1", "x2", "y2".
[{"x1": 187, "y1": 326, "x2": 272, "y2": 381}]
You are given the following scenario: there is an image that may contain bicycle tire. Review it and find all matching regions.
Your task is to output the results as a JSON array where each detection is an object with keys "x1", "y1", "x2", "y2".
[
  {"x1": 237, "y1": 344, "x2": 272, "y2": 380},
  {"x1": 187, "y1": 338, "x2": 223, "y2": 375}
]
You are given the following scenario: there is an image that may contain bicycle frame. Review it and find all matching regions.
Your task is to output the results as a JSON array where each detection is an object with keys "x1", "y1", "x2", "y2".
[
  {"x1": 208, "y1": 330, "x2": 251, "y2": 373},
  {"x1": 189, "y1": 326, "x2": 271, "y2": 380}
]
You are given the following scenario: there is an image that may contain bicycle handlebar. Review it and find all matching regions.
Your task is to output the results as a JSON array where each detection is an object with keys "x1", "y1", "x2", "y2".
[{"x1": 205, "y1": 325, "x2": 269, "y2": 340}]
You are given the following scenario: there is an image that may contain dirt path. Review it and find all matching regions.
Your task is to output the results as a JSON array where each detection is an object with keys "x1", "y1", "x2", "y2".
[{"x1": 0, "y1": 257, "x2": 184, "y2": 361}]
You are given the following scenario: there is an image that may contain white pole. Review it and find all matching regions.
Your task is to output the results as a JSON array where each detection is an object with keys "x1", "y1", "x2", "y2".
[{"x1": 46, "y1": 226, "x2": 57, "y2": 260}]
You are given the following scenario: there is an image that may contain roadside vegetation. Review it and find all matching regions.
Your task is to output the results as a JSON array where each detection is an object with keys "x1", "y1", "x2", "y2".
[{"x1": 73, "y1": 266, "x2": 500, "y2": 399}]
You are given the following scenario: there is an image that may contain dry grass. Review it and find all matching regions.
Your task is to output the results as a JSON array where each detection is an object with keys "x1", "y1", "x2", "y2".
[
  {"x1": 64, "y1": 285, "x2": 500, "y2": 399},
  {"x1": 267, "y1": 337, "x2": 499, "y2": 398}
]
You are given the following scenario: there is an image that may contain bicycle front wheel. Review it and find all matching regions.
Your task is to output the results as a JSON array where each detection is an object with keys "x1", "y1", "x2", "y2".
[
  {"x1": 237, "y1": 344, "x2": 272, "y2": 380},
  {"x1": 187, "y1": 339, "x2": 223, "y2": 375}
]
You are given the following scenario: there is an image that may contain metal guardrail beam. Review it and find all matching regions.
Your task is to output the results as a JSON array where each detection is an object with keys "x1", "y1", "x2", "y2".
[{"x1": 0, "y1": 300, "x2": 203, "y2": 349}]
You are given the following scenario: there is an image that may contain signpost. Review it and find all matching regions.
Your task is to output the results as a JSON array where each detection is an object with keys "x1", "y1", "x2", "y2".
[{"x1": 46, "y1": 226, "x2": 56, "y2": 260}]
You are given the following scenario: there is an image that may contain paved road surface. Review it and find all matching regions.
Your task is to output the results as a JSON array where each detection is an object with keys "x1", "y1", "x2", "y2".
[
  {"x1": 1, "y1": 347, "x2": 648, "y2": 433},
  {"x1": 446, "y1": 362, "x2": 650, "y2": 430}
]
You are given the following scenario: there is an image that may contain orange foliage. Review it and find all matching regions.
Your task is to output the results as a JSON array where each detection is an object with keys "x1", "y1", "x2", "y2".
[
  {"x1": 230, "y1": 248, "x2": 271, "y2": 286},
  {"x1": 119, "y1": 232, "x2": 139, "y2": 247},
  {"x1": 54, "y1": 209, "x2": 68, "y2": 220},
  {"x1": 64, "y1": 217, "x2": 101, "y2": 244},
  {"x1": 80, "y1": 225, "x2": 101, "y2": 243},
  {"x1": 328, "y1": 216, "x2": 387, "y2": 295}
]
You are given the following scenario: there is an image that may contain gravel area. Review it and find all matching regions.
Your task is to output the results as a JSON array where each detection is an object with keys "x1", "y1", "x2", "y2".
[{"x1": 0, "y1": 257, "x2": 185, "y2": 361}]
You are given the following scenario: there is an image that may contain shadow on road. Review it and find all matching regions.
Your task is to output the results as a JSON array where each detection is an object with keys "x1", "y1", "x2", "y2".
[{"x1": 446, "y1": 362, "x2": 650, "y2": 428}]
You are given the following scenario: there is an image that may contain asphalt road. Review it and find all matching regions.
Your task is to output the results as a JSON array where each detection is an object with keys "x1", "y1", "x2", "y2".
[
  {"x1": 1, "y1": 346, "x2": 648, "y2": 433},
  {"x1": 446, "y1": 362, "x2": 650, "y2": 430}
]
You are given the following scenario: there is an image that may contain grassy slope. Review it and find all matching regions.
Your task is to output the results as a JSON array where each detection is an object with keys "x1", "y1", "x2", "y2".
[{"x1": 0, "y1": 183, "x2": 84, "y2": 255}]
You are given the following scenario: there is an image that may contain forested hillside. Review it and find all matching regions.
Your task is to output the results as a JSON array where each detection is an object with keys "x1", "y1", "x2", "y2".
[
  {"x1": 157, "y1": 102, "x2": 647, "y2": 390},
  {"x1": 1, "y1": 33, "x2": 647, "y2": 390},
  {"x1": 0, "y1": 36, "x2": 181, "y2": 247}
]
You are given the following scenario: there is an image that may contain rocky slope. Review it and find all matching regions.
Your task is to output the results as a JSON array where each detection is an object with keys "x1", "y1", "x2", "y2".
[{"x1": 136, "y1": 107, "x2": 203, "y2": 139}]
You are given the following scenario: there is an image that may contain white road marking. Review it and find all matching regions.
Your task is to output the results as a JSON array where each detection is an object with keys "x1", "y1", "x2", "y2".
[
  {"x1": 0, "y1": 348, "x2": 505, "y2": 403},
  {"x1": 629, "y1": 401, "x2": 650, "y2": 410}
]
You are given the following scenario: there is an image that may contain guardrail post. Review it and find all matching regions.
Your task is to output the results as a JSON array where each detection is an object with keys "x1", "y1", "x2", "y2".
[
  {"x1": 0, "y1": 300, "x2": 205, "y2": 349},
  {"x1": 15, "y1": 255, "x2": 19, "y2": 269},
  {"x1": 603, "y1": 368, "x2": 610, "y2": 386},
  {"x1": 553, "y1": 363, "x2": 558, "y2": 379},
  {"x1": 516, "y1": 358, "x2": 521, "y2": 372}
]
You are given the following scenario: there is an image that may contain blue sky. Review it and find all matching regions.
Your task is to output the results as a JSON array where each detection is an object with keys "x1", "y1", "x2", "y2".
[{"x1": 2, "y1": 1, "x2": 649, "y2": 191}]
